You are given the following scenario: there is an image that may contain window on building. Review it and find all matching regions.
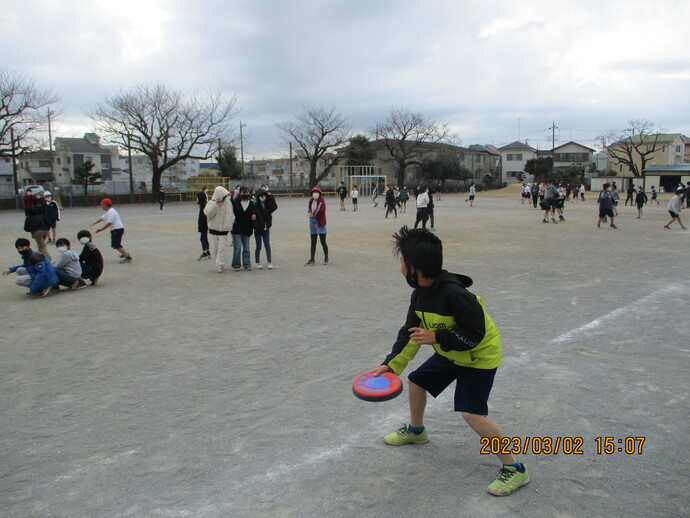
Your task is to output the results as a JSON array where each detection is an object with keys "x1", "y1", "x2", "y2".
[
  {"x1": 507, "y1": 153, "x2": 523, "y2": 161},
  {"x1": 85, "y1": 155, "x2": 92, "y2": 162},
  {"x1": 101, "y1": 163, "x2": 110, "y2": 170},
  {"x1": 676, "y1": 145, "x2": 682, "y2": 153},
  {"x1": 555, "y1": 153, "x2": 588, "y2": 162},
  {"x1": 38, "y1": 160, "x2": 51, "y2": 167}
]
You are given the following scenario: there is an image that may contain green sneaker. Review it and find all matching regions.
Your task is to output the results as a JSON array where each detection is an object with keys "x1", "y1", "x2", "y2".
[
  {"x1": 383, "y1": 424, "x2": 429, "y2": 446},
  {"x1": 487, "y1": 465, "x2": 530, "y2": 496}
]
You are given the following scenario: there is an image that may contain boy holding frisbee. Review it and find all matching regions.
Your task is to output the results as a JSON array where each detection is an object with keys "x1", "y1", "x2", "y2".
[{"x1": 373, "y1": 226, "x2": 529, "y2": 496}]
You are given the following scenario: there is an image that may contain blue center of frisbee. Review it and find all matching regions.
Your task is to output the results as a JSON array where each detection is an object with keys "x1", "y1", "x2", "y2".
[{"x1": 365, "y1": 377, "x2": 390, "y2": 389}]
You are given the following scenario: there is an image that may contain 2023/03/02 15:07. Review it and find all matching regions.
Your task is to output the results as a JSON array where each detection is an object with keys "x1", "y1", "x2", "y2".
[{"x1": 479, "y1": 436, "x2": 646, "y2": 455}]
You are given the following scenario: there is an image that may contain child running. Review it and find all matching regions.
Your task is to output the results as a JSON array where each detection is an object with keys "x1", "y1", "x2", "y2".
[
  {"x1": 372, "y1": 226, "x2": 529, "y2": 497},
  {"x1": 664, "y1": 188, "x2": 687, "y2": 230},
  {"x1": 91, "y1": 199, "x2": 133, "y2": 262}
]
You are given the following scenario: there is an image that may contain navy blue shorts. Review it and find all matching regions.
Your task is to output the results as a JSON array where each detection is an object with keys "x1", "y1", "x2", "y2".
[
  {"x1": 408, "y1": 353, "x2": 497, "y2": 415},
  {"x1": 110, "y1": 228, "x2": 124, "y2": 249}
]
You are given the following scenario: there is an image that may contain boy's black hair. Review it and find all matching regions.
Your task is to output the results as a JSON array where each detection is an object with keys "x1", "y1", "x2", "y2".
[
  {"x1": 392, "y1": 226, "x2": 443, "y2": 278},
  {"x1": 77, "y1": 229, "x2": 92, "y2": 240},
  {"x1": 15, "y1": 238, "x2": 31, "y2": 248},
  {"x1": 55, "y1": 238, "x2": 70, "y2": 248}
]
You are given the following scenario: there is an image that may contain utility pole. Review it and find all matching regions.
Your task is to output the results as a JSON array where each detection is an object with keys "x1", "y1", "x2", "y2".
[
  {"x1": 10, "y1": 127, "x2": 19, "y2": 199},
  {"x1": 518, "y1": 117, "x2": 521, "y2": 141},
  {"x1": 127, "y1": 135, "x2": 135, "y2": 203},
  {"x1": 239, "y1": 121, "x2": 246, "y2": 171},
  {"x1": 289, "y1": 142, "x2": 293, "y2": 193},
  {"x1": 47, "y1": 108, "x2": 55, "y2": 184}
]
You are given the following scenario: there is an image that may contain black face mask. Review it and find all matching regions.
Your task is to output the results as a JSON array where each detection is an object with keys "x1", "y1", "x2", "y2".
[
  {"x1": 241, "y1": 195, "x2": 249, "y2": 200},
  {"x1": 405, "y1": 266, "x2": 419, "y2": 289},
  {"x1": 19, "y1": 249, "x2": 32, "y2": 259}
]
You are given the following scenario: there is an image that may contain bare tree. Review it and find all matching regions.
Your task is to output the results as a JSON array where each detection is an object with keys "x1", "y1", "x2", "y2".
[
  {"x1": 0, "y1": 69, "x2": 59, "y2": 158},
  {"x1": 604, "y1": 119, "x2": 662, "y2": 178},
  {"x1": 91, "y1": 84, "x2": 237, "y2": 192},
  {"x1": 277, "y1": 105, "x2": 351, "y2": 187},
  {"x1": 373, "y1": 108, "x2": 452, "y2": 187}
]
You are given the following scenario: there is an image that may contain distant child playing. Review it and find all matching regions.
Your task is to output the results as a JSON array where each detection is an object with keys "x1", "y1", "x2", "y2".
[
  {"x1": 634, "y1": 186, "x2": 648, "y2": 219},
  {"x1": 43, "y1": 191, "x2": 60, "y2": 243},
  {"x1": 372, "y1": 226, "x2": 529, "y2": 497},
  {"x1": 664, "y1": 188, "x2": 687, "y2": 230},
  {"x1": 91, "y1": 198, "x2": 133, "y2": 262}
]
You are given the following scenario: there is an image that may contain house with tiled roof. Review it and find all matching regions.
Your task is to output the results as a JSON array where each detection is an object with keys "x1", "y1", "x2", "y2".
[
  {"x1": 17, "y1": 150, "x2": 55, "y2": 184},
  {"x1": 552, "y1": 141, "x2": 595, "y2": 174},
  {"x1": 54, "y1": 133, "x2": 122, "y2": 184},
  {"x1": 497, "y1": 141, "x2": 537, "y2": 183}
]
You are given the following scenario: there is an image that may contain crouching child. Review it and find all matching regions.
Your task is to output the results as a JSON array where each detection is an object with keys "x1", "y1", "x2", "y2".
[
  {"x1": 77, "y1": 230, "x2": 103, "y2": 285},
  {"x1": 2, "y1": 238, "x2": 59, "y2": 297},
  {"x1": 53, "y1": 238, "x2": 86, "y2": 290}
]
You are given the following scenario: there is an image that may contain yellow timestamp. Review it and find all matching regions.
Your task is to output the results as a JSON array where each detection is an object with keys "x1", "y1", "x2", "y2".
[
  {"x1": 594, "y1": 436, "x2": 646, "y2": 454},
  {"x1": 479, "y1": 436, "x2": 646, "y2": 455}
]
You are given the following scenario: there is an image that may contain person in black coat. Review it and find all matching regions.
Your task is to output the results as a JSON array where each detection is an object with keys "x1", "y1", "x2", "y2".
[
  {"x1": 252, "y1": 188, "x2": 278, "y2": 269},
  {"x1": 24, "y1": 196, "x2": 51, "y2": 260},
  {"x1": 196, "y1": 187, "x2": 210, "y2": 260},
  {"x1": 231, "y1": 186, "x2": 254, "y2": 271},
  {"x1": 158, "y1": 187, "x2": 166, "y2": 213},
  {"x1": 385, "y1": 185, "x2": 397, "y2": 218}
]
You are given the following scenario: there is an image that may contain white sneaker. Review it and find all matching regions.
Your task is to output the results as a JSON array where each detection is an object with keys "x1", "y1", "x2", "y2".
[
  {"x1": 267, "y1": 263, "x2": 273, "y2": 269},
  {"x1": 257, "y1": 264, "x2": 263, "y2": 270}
]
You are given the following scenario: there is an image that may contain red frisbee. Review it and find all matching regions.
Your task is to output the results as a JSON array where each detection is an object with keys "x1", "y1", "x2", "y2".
[{"x1": 352, "y1": 370, "x2": 403, "y2": 402}]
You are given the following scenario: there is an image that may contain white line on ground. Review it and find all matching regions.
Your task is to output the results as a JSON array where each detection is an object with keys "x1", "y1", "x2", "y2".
[
  {"x1": 230, "y1": 409, "x2": 402, "y2": 494},
  {"x1": 550, "y1": 282, "x2": 685, "y2": 344}
]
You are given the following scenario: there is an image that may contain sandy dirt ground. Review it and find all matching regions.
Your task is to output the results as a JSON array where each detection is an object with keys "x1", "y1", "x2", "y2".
[{"x1": 1, "y1": 189, "x2": 688, "y2": 518}]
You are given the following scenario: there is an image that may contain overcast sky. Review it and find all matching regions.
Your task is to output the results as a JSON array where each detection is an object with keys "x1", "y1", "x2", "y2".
[{"x1": 4, "y1": 0, "x2": 690, "y2": 158}]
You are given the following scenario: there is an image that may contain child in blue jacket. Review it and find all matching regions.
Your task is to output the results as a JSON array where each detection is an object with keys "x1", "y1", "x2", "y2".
[{"x1": 2, "y1": 238, "x2": 59, "y2": 297}]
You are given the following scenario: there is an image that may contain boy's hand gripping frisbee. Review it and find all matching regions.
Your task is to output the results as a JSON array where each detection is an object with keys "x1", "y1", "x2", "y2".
[{"x1": 352, "y1": 369, "x2": 403, "y2": 402}]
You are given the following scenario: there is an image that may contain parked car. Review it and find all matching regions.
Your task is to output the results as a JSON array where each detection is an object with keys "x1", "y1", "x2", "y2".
[{"x1": 18, "y1": 184, "x2": 45, "y2": 197}]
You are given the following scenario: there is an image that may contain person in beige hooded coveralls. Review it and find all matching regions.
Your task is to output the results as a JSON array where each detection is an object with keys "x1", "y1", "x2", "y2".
[{"x1": 203, "y1": 186, "x2": 234, "y2": 272}]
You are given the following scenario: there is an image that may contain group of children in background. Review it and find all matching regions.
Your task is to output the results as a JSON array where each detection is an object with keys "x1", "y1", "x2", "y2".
[
  {"x1": 200, "y1": 184, "x2": 278, "y2": 273},
  {"x1": 3, "y1": 230, "x2": 103, "y2": 297}
]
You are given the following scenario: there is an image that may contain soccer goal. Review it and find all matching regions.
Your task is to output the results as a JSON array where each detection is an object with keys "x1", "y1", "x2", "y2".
[{"x1": 338, "y1": 165, "x2": 387, "y2": 197}]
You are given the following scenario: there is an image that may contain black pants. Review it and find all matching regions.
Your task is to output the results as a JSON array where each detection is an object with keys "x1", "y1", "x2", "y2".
[
  {"x1": 200, "y1": 231, "x2": 209, "y2": 253},
  {"x1": 414, "y1": 208, "x2": 429, "y2": 229},
  {"x1": 310, "y1": 234, "x2": 328, "y2": 260}
]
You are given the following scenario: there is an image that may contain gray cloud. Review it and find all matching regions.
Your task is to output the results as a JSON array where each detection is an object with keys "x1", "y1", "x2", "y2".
[{"x1": 4, "y1": 0, "x2": 690, "y2": 156}]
